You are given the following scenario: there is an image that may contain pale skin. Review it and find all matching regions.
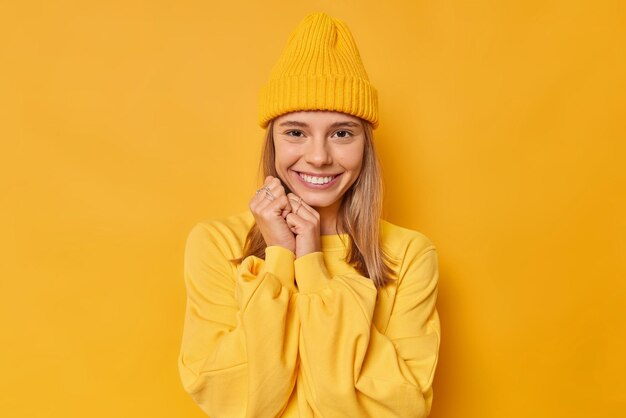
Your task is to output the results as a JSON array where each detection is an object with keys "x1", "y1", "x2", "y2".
[{"x1": 249, "y1": 110, "x2": 366, "y2": 258}]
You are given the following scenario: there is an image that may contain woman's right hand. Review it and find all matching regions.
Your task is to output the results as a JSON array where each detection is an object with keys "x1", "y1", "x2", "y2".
[{"x1": 249, "y1": 176, "x2": 296, "y2": 254}]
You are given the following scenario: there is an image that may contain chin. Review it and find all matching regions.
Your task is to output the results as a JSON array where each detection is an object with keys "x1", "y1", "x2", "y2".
[
  {"x1": 296, "y1": 192, "x2": 340, "y2": 209},
  {"x1": 306, "y1": 199, "x2": 335, "y2": 209}
]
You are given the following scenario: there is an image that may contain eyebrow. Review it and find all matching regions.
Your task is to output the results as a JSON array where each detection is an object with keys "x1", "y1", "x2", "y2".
[{"x1": 277, "y1": 120, "x2": 361, "y2": 128}]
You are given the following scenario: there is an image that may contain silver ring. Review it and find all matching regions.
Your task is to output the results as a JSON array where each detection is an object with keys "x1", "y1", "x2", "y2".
[
  {"x1": 254, "y1": 186, "x2": 274, "y2": 200},
  {"x1": 264, "y1": 189, "x2": 275, "y2": 201},
  {"x1": 295, "y1": 196, "x2": 304, "y2": 214}
]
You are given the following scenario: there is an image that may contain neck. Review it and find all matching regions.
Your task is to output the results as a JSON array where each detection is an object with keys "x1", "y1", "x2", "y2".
[{"x1": 315, "y1": 199, "x2": 342, "y2": 235}]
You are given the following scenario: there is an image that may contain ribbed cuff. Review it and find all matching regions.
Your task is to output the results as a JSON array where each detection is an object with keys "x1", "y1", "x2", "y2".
[
  {"x1": 261, "y1": 246, "x2": 296, "y2": 291},
  {"x1": 294, "y1": 252, "x2": 332, "y2": 294},
  {"x1": 258, "y1": 75, "x2": 379, "y2": 129}
]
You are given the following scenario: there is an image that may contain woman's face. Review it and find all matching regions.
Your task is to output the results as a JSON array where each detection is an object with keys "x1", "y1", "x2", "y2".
[{"x1": 272, "y1": 110, "x2": 365, "y2": 211}]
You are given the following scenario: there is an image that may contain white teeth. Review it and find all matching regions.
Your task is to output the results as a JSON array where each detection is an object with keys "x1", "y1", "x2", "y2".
[{"x1": 299, "y1": 173, "x2": 335, "y2": 185}]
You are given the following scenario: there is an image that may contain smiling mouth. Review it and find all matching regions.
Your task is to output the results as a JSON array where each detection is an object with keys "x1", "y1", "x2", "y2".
[{"x1": 296, "y1": 171, "x2": 341, "y2": 185}]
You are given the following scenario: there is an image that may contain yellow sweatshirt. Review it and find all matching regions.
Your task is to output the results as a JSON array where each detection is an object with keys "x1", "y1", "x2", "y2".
[{"x1": 178, "y1": 211, "x2": 440, "y2": 418}]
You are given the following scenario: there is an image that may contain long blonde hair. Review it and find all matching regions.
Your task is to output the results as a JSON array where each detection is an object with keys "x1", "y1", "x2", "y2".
[{"x1": 238, "y1": 118, "x2": 393, "y2": 289}]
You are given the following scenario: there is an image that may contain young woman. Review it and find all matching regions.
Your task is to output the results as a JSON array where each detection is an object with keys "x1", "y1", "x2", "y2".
[{"x1": 178, "y1": 12, "x2": 441, "y2": 418}]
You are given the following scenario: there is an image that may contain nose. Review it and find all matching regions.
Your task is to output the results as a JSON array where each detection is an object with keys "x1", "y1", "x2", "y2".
[{"x1": 304, "y1": 138, "x2": 332, "y2": 167}]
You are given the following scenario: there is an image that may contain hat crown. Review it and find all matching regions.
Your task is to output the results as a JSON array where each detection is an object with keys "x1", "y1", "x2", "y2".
[{"x1": 269, "y1": 12, "x2": 370, "y2": 81}]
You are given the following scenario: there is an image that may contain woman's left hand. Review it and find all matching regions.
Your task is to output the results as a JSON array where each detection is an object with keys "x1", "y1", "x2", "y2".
[{"x1": 285, "y1": 193, "x2": 321, "y2": 258}]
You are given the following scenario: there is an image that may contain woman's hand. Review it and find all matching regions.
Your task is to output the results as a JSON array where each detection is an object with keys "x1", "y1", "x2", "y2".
[
  {"x1": 250, "y1": 176, "x2": 296, "y2": 254},
  {"x1": 285, "y1": 193, "x2": 321, "y2": 258}
]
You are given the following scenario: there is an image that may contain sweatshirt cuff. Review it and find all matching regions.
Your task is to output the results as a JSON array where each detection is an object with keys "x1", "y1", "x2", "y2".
[
  {"x1": 261, "y1": 246, "x2": 296, "y2": 291},
  {"x1": 294, "y1": 252, "x2": 332, "y2": 294}
]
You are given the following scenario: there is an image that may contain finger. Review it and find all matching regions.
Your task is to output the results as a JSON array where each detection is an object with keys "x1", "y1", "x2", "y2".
[
  {"x1": 285, "y1": 210, "x2": 318, "y2": 236},
  {"x1": 263, "y1": 175, "x2": 282, "y2": 188},
  {"x1": 286, "y1": 193, "x2": 302, "y2": 211},
  {"x1": 251, "y1": 185, "x2": 274, "y2": 210},
  {"x1": 255, "y1": 177, "x2": 277, "y2": 200},
  {"x1": 253, "y1": 177, "x2": 287, "y2": 208},
  {"x1": 254, "y1": 176, "x2": 291, "y2": 211},
  {"x1": 293, "y1": 203, "x2": 317, "y2": 225},
  {"x1": 264, "y1": 177, "x2": 288, "y2": 200},
  {"x1": 285, "y1": 213, "x2": 298, "y2": 233},
  {"x1": 266, "y1": 195, "x2": 290, "y2": 215},
  {"x1": 252, "y1": 190, "x2": 290, "y2": 217},
  {"x1": 290, "y1": 194, "x2": 319, "y2": 220},
  {"x1": 258, "y1": 196, "x2": 292, "y2": 223},
  {"x1": 285, "y1": 212, "x2": 303, "y2": 231}
]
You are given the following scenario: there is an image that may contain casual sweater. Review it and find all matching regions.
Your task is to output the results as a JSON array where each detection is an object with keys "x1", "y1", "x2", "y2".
[{"x1": 178, "y1": 210, "x2": 441, "y2": 418}]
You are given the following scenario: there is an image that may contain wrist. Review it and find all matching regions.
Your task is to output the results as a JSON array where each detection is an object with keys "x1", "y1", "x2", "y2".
[
  {"x1": 269, "y1": 242, "x2": 296, "y2": 253},
  {"x1": 296, "y1": 249, "x2": 316, "y2": 258},
  {"x1": 295, "y1": 242, "x2": 321, "y2": 259}
]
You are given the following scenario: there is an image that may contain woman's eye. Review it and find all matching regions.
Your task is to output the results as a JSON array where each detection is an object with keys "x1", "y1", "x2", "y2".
[
  {"x1": 335, "y1": 130, "x2": 352, "y2": 138},
  {"x1": 286, "y1": 130, "x2": 304, "y2": 137}
]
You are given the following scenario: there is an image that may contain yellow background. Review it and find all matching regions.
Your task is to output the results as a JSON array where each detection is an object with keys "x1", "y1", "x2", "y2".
[{"x1": 1, "y1": 1, "x2": 625, "y2": 417}]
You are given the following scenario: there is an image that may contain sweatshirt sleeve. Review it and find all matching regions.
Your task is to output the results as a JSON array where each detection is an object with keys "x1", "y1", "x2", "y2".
[
  {"x1": 177, "y1": 222, "x2": 300, "y2": 418},
  {"x1": 294, "y1": 237, "x2": 440, "y2": 417}
]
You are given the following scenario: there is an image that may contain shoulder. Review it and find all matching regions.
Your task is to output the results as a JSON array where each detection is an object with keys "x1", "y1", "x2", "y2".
[
  {"x1": 380, "y1": 219, "x2": 436, "y2": 260},
  {"x1": 379, "y1": 219, "x2": 438, "y2": 282},
  {"x1": 186, "y1": 210, "x2": 254, "y2": 260}
]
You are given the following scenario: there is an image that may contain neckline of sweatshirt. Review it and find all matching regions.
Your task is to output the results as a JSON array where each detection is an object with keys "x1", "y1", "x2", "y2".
[{"x1": 320, "y1": 233, "x2": 350, "y2": 251}]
